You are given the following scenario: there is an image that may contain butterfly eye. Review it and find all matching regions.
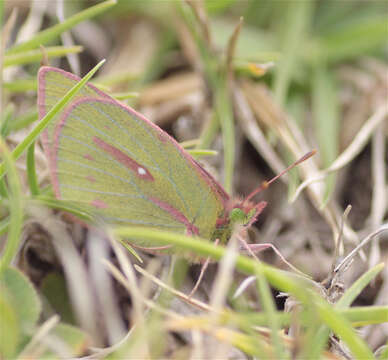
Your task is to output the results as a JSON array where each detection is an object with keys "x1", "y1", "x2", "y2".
[{"x1": 229, "y1": 208, "x2": 248, "y2": 225}]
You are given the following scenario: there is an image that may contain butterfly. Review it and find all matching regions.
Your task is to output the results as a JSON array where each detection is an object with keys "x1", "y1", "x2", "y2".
[{"x1": 38, "y1": 66, "x2": 310, "y2": 255}]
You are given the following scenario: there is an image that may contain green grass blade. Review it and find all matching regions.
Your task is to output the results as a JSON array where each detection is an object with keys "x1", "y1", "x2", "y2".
[
  {"x1": 197, "y1": 110, "x2": 220, "y2": 149},
  {"x1": 32, "y1": 197, "x2": 94, "y2": 223},
  {"x1": 273, "y1": 1, "x2": 313, "y2": 106},
  {"x1": 377, "y1": 342, "x2": 388, "y2": 359},
  {"x1": 114, "y1": 226, "x2": 375, "y2": 359},
  {"x1": 216, "y1": 77, "x2": 235, "y2": 193},
  {"x1": 311, "y1": 14, "x2": 388, "y2": 63},
  {"x1": 26, "y1": 143, "x2": 39, "y2": 196},
  {"x1": 0, "y1": 104, "x2": 14, "y2": 137},
  {"x1": 0, "y1": 217, "x2": 9, "y2": 237},
  {"x1": 312, "y1": 63, "x2": 339, "y2": 206},
  {"x1": 316, "y1": 300, "x2": 374, "y2": 359},
  {"x1": 4, "y1": 46, "x2": 82, "y2": 68},
  {"x1": 0, "y1": 141, "x2": 24, "y2": 273},
  {"x1": 187, "y1": 149, "x2": 218, "y2": 158},
  {"x1": 342, "y1": 306, "x2": 388, "y2": 327},
  {"x1": 112, "y1": 92, "x2": 139, "y2": 101},
  {"x1": 254, "y1": 267, "x2": 287, "y2": 359},
  {"x1": 0, "y1": 179, "x2": 7, "y2": 197},
  {"x1": 3, "y1": 78, "x2": 36, "y2": 93},
  {"x1": 6, "y1": 0, "x2": 116, "y2": 55},
  {"x1": 5, "y1": 111, "x2": 37, "y2": 135},
  {"x1": 337, "y1": 263, "x2": 385, "y2": 309},
  {"x1": 0, "y1": 59, "x2": 105, "y2": 179}
]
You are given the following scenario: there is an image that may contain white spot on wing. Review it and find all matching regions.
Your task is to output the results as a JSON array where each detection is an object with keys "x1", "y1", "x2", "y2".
[{"x1": 138, "y1": 167, "x2": 146, "y2": 176}]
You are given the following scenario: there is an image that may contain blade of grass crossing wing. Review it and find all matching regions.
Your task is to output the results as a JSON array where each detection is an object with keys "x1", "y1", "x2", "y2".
[
  {"x1": 27, "y1": 143, "x2": 39, "y2": 196},
  {"x1": 0, "y1": 59, "x2": 106, "y2": 179}
]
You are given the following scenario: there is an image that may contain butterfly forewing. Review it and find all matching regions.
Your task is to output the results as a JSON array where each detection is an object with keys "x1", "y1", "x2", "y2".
[
  {"x1": 39, "y1": 67, "x2": 226, "y2": 243},
  {"x1": 38, "y1": 67, "x2": 109, "y2": 164}
]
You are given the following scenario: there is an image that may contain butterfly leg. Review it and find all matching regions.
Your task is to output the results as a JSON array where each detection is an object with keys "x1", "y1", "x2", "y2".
[
  {"x1": 188, "y1": 238, "x2": 220, "y2": 298},
  {"x1": 238, "y1": 235, "x2": 304, "y2": 276}
]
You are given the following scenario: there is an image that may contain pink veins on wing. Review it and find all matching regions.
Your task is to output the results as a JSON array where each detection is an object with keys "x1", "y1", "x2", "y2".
[
  {"x1": 93, "y1": 136, "x2": 154, "y2": 181},
  {"x1": 91, "y1": 137, "x2": 198, "y2": 234},
  {"x1": 84, "y1": 154, "x2": 94, "y2": 161},
  {"x1": 86, "y1": 175, "x2": 96, "y2": 182},
  {"x1": 149, "y1": 196, "x2": 199, "y2": 235},
  {"x1": 91, "y1": 199, "x2": 108, "y2": 209}
]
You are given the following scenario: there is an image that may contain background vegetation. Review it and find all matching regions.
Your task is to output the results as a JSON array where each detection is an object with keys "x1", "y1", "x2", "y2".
[{"x1": 0, "y1": 0, "x2": 387, "y2": 359}]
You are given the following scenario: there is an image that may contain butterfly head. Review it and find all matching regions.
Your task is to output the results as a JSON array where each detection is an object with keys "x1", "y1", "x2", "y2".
[
  {"x1": 213, "y1": 198, "x2": 266, "y2": 244},
  {"x1": 228, "y1": 199, "x2": 264, "y2": 226},
  {"x1": 212, "y1": 151, "x2": 317, "y2": 244}
]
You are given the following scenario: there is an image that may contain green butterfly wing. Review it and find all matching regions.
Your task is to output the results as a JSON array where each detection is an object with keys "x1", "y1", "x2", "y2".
[
  {"x1": 38, "y1": 67, "x2": 229, "y2": 245},
  {"x1": 38, "y1": 67, "x2": 110, "y2": 156}
]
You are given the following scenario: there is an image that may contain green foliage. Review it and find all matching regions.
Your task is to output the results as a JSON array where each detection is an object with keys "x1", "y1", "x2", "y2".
[
  {"x1": 4, "y1": 46, "x2": 83, "y2": 68},
  {"x1": 0, "y1": 267, "x2": 40, "y2": 358},
  {"x1": 41, "y1": 273, "x2": 76, "y2": 325},
  {"x1": 0, "y1": 267, "x2": 41, "y2": 331},
  {"x1": 0, "y1": 286, "x2": 20, "y2": 358},
  {"x1": 40, "y1": 323, "x2": 89, "y2": 359},
  {"x1": 5, "y1": 0, "x2": 116, "y2": 55},
  {"x1": 312, "y1": 64, "x2": 339, "y2": 205},
  {"x1": 115, "y1": 226, "x2": 381, "y2": 359}
]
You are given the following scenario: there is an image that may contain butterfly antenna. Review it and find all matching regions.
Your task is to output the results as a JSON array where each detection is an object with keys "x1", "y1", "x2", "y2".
[{"x1": 244, "y1": 150, "x2": 317, "y2": 204}]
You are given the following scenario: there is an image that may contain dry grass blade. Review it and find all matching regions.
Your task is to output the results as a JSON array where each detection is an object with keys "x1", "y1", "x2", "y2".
[
  {"x1": 139, "y1": 72, "x2": 201, "y2": 106},
  {"x1": 369, "y1": 121, "x2": 387, "y2": 268},
  {"x1": 208, "y1": 234, "x2": 239, "y2": 359},
  {"x1": 371, "y1": 125, "x2": 387, "y2": 227},
  {"x1": 134, "y1": 264, "x2": 212, "y2": 312},
  {"x1": 56, "y1": 0, "x2": 80, "y2": 75},
  {"x1": 185, "y1": 0, "x2": 212, "y2": 47},
  {"x1": 334, "y1": 205, "x2": 352, "y2": 265},
  {"x1": 105, "y1": 261, "x2": 181, "y2": 321},
  {"x1": 87, "y1": 232, "x2": 126, "y2": 344},
  {"x1": 13, "y1": 0, "x2": 47, "y2": 44},
  {"x1": 100, "y1": 251, "x2": 150, "y2": 359},
  {"x1": 29, "y1": 209, "x2": 102, "y2": 345},
  {"x1": 1, "y1": 8, "x2": 18, "y2": 103},
  {"x1": 226, "y1": 17, "x2": 244, "y2": 79},
  {"x1": 325, "y1": 104, "x2": 388, "y2": 173},
  {"x1": 240, "y1": 80, "x2": 312, "y2": 155},
  {"x1": 209, "y1": 233, "x2": 239, "y2": 311},
  {"x1": 234, "y1": 86, "x2": 288, "y2": 178},
  {"x1": 191, "y1": 329, "x2": 204, "y2": 360},
  {"x1": 17, "y1": 315, "x2": 60, "y2": 359},
  {"x1": 239, "y1": 80, "x2": 354, "y2": 250},
  {"x1": 233, "y1": 275, "x2": 256, "y2": 299},
  {"x1": 334, "y1": 224, "x2": 388, "y2": 274},
  {"x1": 108, "y1": 234, "x2": 144, "y2": 324},
  {"x1": 1, "y1": 8, "x2": 18, "y2": 52}
]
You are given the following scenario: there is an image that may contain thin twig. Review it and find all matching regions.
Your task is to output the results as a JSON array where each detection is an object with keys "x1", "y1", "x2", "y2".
[{"x1": 334, "y1": 224, "x2": 388, "y2": 274}]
